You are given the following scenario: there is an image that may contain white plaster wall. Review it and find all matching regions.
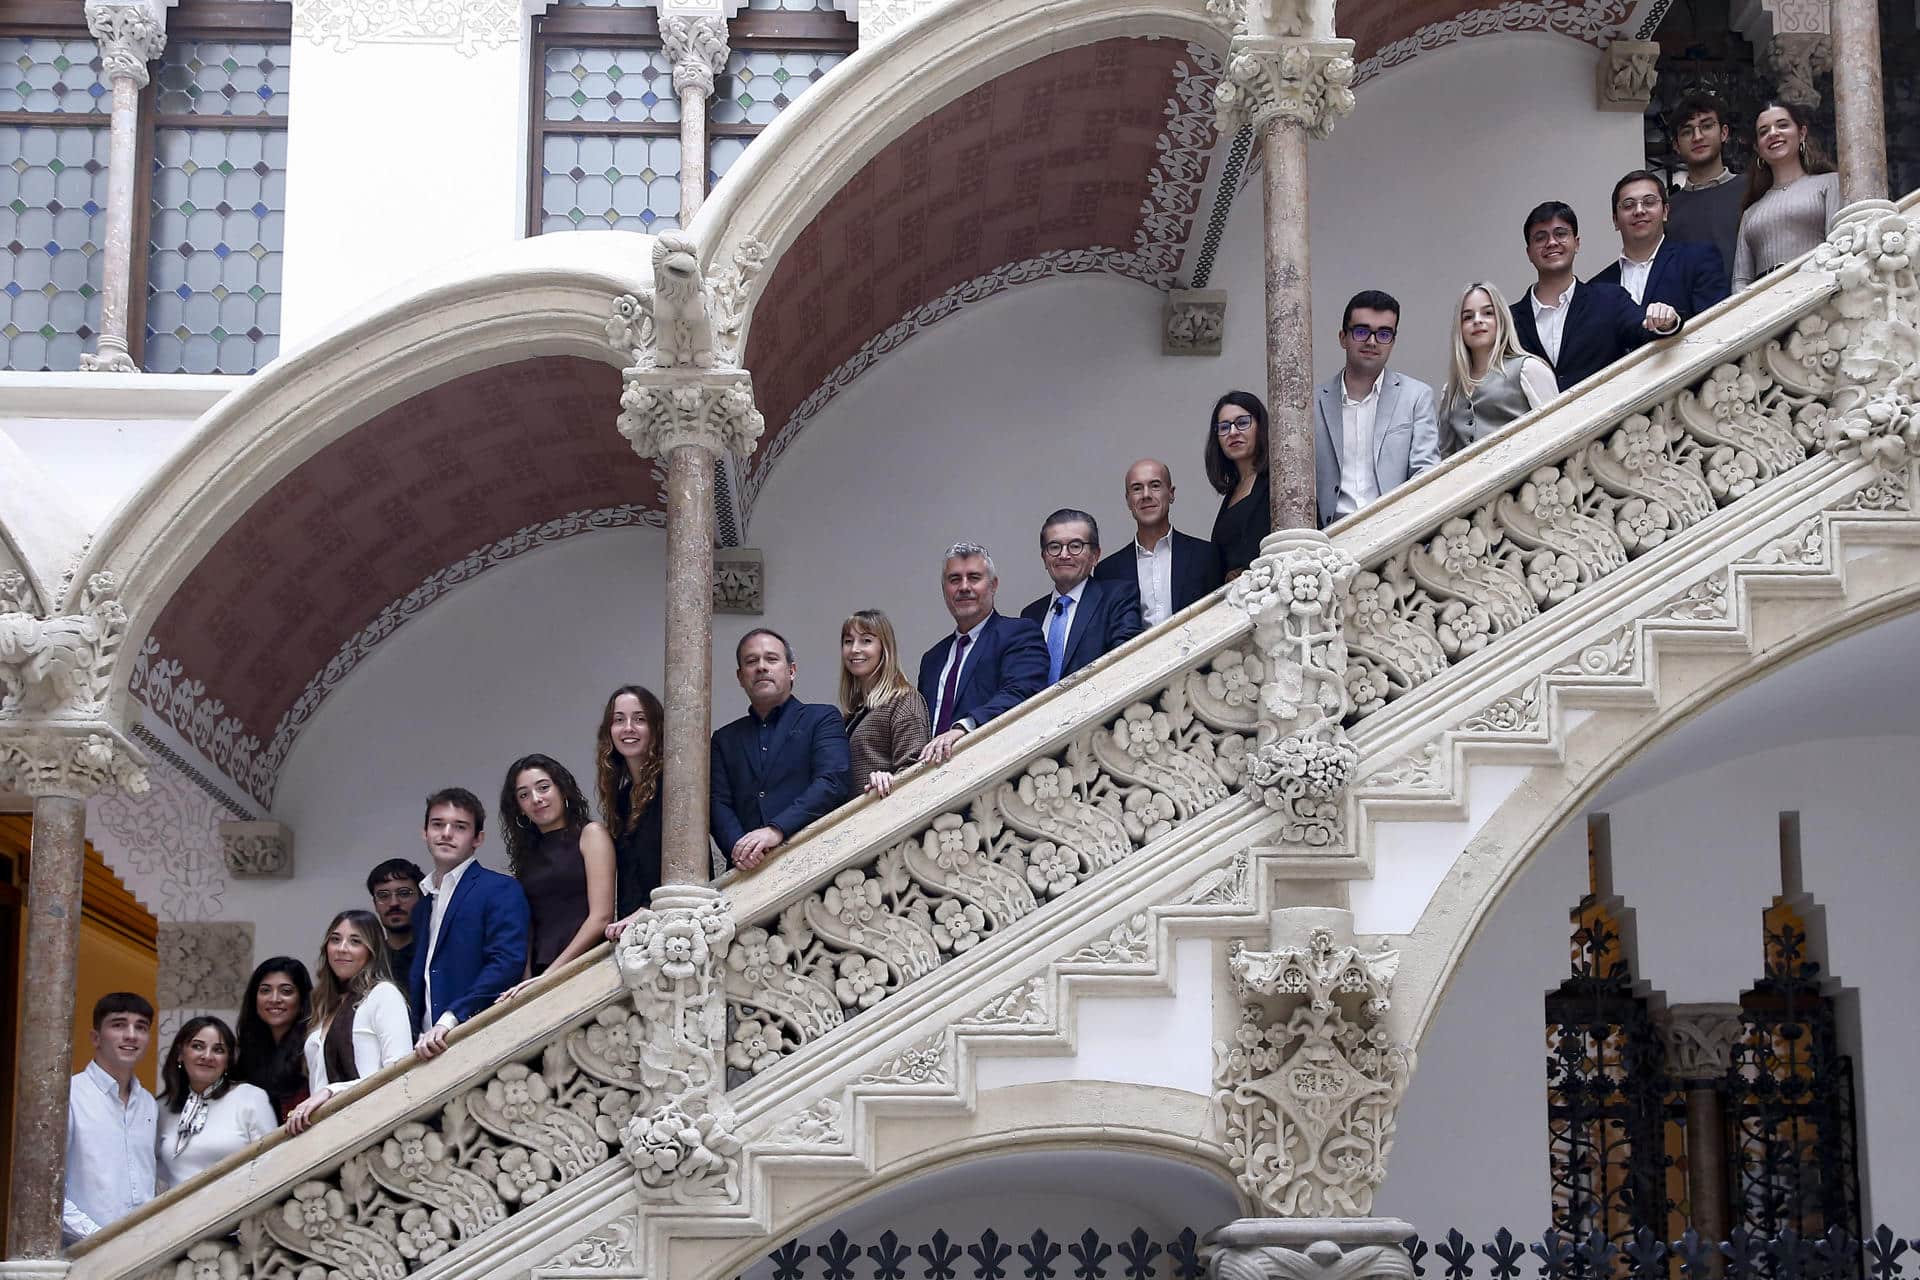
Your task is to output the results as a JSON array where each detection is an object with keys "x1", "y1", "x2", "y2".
[{"x1": 0, "y1": 418, "x2": 199, "y2": 529}]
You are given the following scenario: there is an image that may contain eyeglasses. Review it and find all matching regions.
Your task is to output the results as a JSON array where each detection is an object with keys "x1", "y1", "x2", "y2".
[
  {"x1": 1616, "y1": 195, "x2": 1664, "y2": 213},
  {"x1": 1528, "y1": 227, "x2": 1577, "y2": 246},
  {"x1": 1676, "y1": 121, "x2": 1721, "y2": 138},
  {"x1": 1347, "y1": 324, "x2": 1396, "y2": 345},
  {"x1": 1215, "y1": 414, "x2": 1255, "y2": 437},
  {"x1": 1043, "y1": 540, "x2": 1091, "y2": 557}
]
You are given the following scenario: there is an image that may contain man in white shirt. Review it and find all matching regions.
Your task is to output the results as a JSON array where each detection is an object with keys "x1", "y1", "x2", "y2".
[
  {"x1": 64, "y1": 992, "x2": 157, "y2": 1243},
  {"x1": 1311, "y1": 290, "x2": 1441, "y2": 529},
  {"x1": 1510, "y1": 201, "x2": 1681, "y2": 393},
  {"x1": 1092, "y1": 459, "x2": 1224, "y2": 626},
  {"x1": 1591, "y1": 171, "x2": 1730, "y2": 320},
  {"x1": 408, "y1": 787, "x2": 530, "y2": 1060},
  {"x1": 1020, "y1": 509, "x2": 1142, "y2": 684}
]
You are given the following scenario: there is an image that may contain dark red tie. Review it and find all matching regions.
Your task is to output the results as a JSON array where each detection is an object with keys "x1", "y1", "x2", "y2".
[{"x1": 934, "y1": 632, "x2": 972, "y2": 734}]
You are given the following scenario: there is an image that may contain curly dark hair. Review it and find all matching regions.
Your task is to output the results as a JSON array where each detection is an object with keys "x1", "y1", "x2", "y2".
[
  {"x1": 595, "y1": 686, "x2": 664, "y2": 839},
  {"x1": 499, "y1": 752, "x2": 593, "y2": 874}
]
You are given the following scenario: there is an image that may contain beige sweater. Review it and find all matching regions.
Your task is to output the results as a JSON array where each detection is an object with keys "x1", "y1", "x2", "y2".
[{"x1": 1733, "y1": 172, "x2": 1841, "y2": 289}]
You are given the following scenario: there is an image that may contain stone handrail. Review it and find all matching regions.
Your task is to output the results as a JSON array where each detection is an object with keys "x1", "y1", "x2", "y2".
[{"x1": 70, "y1": 193, "x2": 1918, "y2": 1280}]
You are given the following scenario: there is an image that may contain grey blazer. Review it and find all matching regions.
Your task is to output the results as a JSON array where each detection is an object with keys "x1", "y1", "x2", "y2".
[{"x1": 1313, "y1": 370, "x2": 1442, "y2": 529}]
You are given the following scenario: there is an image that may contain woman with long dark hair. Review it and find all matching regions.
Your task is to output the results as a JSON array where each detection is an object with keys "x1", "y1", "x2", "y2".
[
  {"x1": 1206, "y1": 389, "x2": 1272, "y2": 580},
  {"x1": 1733, "y1": 100, "x2": 1839, "y2": 289},
  {"x1": 156, "y1": 1016, "x2": 276, "y2": 1189},
  {"x1": 596, "y1": 687, "x2": 666, "y2": 933},
  {"x1": 234, "y1": 956, "x2": 312, "y2": 1123},
  {"x1": 499, "y1": 752, "x2": 614, "y2": 984},
  {"x1": 289, "y1": 909, "x2": 411, "y2": 1134}
]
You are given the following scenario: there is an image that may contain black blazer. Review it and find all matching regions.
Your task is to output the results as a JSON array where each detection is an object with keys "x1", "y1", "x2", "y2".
[
  {"x1": 709, "y1": 698, "x2": 850, "y2": 858},
  {"x1": 1020, "y1": 577, "x2": 1145, "y2": 682},
  {"x1": 1588, "y1": 239, "x2": 1730, "y2": 321},
  {"x1": 1510, "y1": 280, "x2": 1681, "y2": 392},
  {"x1": 917, "y1": 611, "x2": 1048, "y2": 733},
  {"x1": 1094, "y1": 529, "x2": 1223, "y2": 618}
]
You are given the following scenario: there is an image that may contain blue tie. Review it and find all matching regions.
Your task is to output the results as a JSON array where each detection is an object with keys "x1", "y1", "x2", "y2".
[{"x1": 1047, "y1": 596, "x2": 1070, "y2": 683}]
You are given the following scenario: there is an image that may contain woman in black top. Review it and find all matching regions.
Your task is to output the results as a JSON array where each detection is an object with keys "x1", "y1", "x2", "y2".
[
  {"x1": 233, "y1": 956, "x2": 312, "y2": 1123},
  {"x1": 597, "y1": 684, "x2": 667, "y2": 937},
  {"x1": 499, "y1": 753, "x2": 615, "y2": 985},
  {"x1": 1207, "y1": 389, "x2": 1272, "y2": 579}
]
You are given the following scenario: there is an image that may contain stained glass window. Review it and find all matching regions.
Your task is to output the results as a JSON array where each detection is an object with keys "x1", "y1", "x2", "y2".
[
  {"x1": 710, "y1": 48, "x2": 845, "y2": 126},
  {"x1": 705, "y1": 9, "x2": 852, "y2": 184},
  {"x1": 1, "y1": 37, "x2": 108, "y2": 372},
  {"x1": 543, "y1": 45, "x2": 678, "y2": 125},
  {"x1": 541, "y1": 133, "x2": 682, "y2": 233},
  {"x1": 744, "y1": 0, "x2": 842, "y2": 10}
]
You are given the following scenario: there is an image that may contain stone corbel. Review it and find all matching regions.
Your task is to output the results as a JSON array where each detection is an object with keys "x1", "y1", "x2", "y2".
[
  {"x1": 1165, "y1": 289, "x2": 1227, "y2": 356},
  {"x1": 713, "y1": 547, "x2": 763, "y2": 615},
  {"x1": 1215, "y1": 36, "x2": 1355, "y2": 139},
  {"x1": 1731, "y1": 0, "x2": 1833, "y2": 104},
  {"x1": 659, "y1": 14, "x2": 729, "y2": 100},
  {"x1": 219, "y1": 819, "x2": 294, "y2": 878},
  {"x1": 1766, "y1": 32, "x2": 1834, "y2": 106},
  {"x1": 1660, "y1": 1002, "x2": 1745, "y2": 1080},
  {"x1": 1596, "y1": 39, "x2": 1660, "y2": 113}
]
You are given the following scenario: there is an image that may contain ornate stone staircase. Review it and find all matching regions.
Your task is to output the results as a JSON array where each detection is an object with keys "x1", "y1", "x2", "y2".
[{"x1": 65, "y1": 192, "x2": 1920, "y2": 1280}]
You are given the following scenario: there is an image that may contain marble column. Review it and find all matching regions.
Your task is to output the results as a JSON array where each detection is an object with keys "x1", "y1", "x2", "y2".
[
  {"x1": 78, "y1": 1, "x2": 165, "y2": 374},
  {"x1": 1215, "y1": 19, "x2": 1355, "y2": 532},
  {"x1": 662, "y1": 437, "x2": 717, "y2": 884},
  {"x1": 660, "y1": 15, "x2": 729, "y2": 228},
  {"x1": 1830, "y1": 0, "x2": 1887, "y2": 202},
  {"x1": 1661, "y1": 1003, "x2": 1744, "y2": 1256}
]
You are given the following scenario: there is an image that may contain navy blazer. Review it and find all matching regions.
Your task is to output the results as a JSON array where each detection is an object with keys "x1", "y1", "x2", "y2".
[
  {"x1": 1093, "y1": 529, "x2": 1223, "y2": 618},
  {"x1": 917, "y1": 611, "x2": 1048, "y2": 733},
  {"x1": 1588, "y1": 239, "x2": 1730, "y2": 321},
  {"x1": 1510, "y1": 280, "x2": 1681, "y2": 393},
  {"x1": 408, "y1": 861, "x2": 530, "y2": 1033},
  {"x1": 1020, "y1": 577, "x2": 1145, "y2": 682},
  {"x1": 709, "y1": 697, "x2": 850, "y2": 857}
]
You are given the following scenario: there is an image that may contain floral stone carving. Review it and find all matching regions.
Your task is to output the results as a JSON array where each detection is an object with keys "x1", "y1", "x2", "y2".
[
  {"x1": 1215, "y1": 908, "x2": 1414, "y2": 1217},
  {"x1": 1215, "y1": 37, "x2": 1356, "y2": 139},
  {"x1": 1808, "y1": 204, "x2": 1920, "y2": 474},
  {"x1": 0, "y1": 571, "x2": 127, "y2": 716},
  {"x1": 1208, "y1": 1220, "x2": 1419, "y2": 1280},
  {"x1": 219, "y1": 819, "x2": 294, "y2": 878}
]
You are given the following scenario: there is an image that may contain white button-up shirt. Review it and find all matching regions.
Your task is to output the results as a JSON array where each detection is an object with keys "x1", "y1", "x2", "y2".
[
  {"x1": 64, "y1": 1060, "x2": 156, "y2": 1243},
  {"x1": 932, "y1": 614, "x2": 991, "y2": 732},
  {"x1": 1131, "y1": 534, "x2": 1175, "y2": 627},
  {"x1": 1529, "y1": 280, "x2": 1577, "y2": 366},
  {"x1": 1333, "y1": 372, "x2": 1385, "y2": 518},
  {"x1": 423, "y1": 855, "x2": 477, "y2": 1030},
  {"x1": 1615, "y1": 236, "x2": 1663, "y2": 304}
]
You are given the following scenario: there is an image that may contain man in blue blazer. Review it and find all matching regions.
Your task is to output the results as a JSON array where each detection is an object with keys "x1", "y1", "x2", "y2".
[
  {"x1": 917, "y1": 541, "x2": 1049, "y2": 764},
  {"x1": 1022, "y1": 508, "x2": 1143, "y2": 684},
  {"x1": 711, "y1": 628, "x2": 851, "y2": 871},
  {"x1": 1511, "y1": 200, "x2": 1684, "y2": 392},
  {"x1": 409, "y1": 787, "x2": 530, "y2": 1058},
  {"x1": 1589, "y1": 170, "x2": 1730, "y2": 321},
  {"x1": 1093, "y1": 459, "x2": 1224, "y2": 625}
]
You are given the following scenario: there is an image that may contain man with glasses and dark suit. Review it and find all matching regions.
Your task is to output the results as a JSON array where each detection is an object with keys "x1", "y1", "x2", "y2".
[
  {"x1": 1312, "y1": 290, "x2": 1442, "y2": 529},
  {"x1": 1021, "y1": 509, "x2": 1143, "y2": 685},
  {"x1": 1510, "y1": 200, "x2": 1683, "y2": 393}
]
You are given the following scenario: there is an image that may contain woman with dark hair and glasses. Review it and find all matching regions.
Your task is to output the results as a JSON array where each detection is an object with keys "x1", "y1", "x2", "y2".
[
  {"x1": 156, "y1": 1016, "x2": 276, "y2": 1190},
  {"x1": 234, "y1": 956, "x2": 312, "y2": 1122},
  {"x1": 499, "y1": 752, "x2": 615, "y2": 987},
  {"x1": 1206, "y1": 390, "x2": 1271, "y2": 580}
]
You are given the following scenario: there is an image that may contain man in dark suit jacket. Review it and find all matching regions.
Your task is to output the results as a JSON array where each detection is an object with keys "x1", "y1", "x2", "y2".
[
  {"x1": 1511, "y1": 199, "x2": 1684, "y2": 393},
  {"x1": 711, "y1": 628, "x2": 851, "y2": 871},
  {"x1": 917, "y1": 541, "x2": 1049, "y2": 764},
  {"x1": 1589, "y1": 170, "x2": 1730, "y2": 321},
  {"x1": 1021, "y1": 508, "x2": 1143, "y2": 684},
  {"x1": 409, "y1": 788, "x2": 530, "y2": 1058},
  {"x1": 1093, "y1": 459, "x2": 1223, "y2": 625}
]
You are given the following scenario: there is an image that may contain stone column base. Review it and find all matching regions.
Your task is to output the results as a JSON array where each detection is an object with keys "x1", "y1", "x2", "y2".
[{"x1": 1207, "y1": 1218, "x2": 1416, "y2": 1280}]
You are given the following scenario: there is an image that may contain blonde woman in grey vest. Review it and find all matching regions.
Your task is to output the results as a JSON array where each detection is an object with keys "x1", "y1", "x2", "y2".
[{"x1": 1438, "y1": 281, "x2": 1559, "y2": 456}]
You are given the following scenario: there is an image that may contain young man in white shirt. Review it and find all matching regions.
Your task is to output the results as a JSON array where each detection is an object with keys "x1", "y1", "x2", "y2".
[
  {"x1": 64, "y1": 991, "x2": 157, "y2": 1243},
  {"x1": 1310, "y1": 290, "x2": 1442, "y2": 528}
]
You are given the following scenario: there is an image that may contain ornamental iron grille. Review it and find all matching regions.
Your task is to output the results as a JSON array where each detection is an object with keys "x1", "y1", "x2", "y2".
[
  {"x1": 1395, "y1": 1226, "x2": 1895, "y2": 1280},
  {"x1": 758, "y1": 1227, "x2": 1208, "y2": 1280}
]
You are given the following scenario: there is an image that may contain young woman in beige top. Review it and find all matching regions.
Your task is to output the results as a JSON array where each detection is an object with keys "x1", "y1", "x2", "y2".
[
  {"x1": 1733, "y1": 100, "x2": 1840, "y2": 289},
  {"x1": 839, "y1": 609, "x2": 931, "y2": 798}
]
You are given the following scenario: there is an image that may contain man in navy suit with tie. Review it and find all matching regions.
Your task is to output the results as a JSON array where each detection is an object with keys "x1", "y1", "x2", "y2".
[
  {"x1": 1510, "y1": 200, "x2": 1684, "y2": 392},
  {"x1": 1022, "y1": 508, "x2": 1143, "y2": 685},
  {"x1": 917, "y1": 541, "x2": 1049, "y2": 764},
  {"x1": 1589, "y1": 171, "x2": 1730, "y2": 321},
  {"x1": 409, "y1": 788, "x2": 530, "y2": 1059},
  {"x1": 1093, "y1": 459, "x2": 1223, "y2": 626},
  {"x1": 711, "y1": 628, "x2": 851, "y2": 871}
]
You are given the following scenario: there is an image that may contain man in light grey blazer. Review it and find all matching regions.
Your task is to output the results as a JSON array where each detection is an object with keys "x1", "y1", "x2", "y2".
[{"x1": 1313, "y1": 289, "x2": 1442, "y2": 529}]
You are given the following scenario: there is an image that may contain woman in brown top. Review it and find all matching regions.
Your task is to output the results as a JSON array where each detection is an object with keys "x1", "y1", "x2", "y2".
[
  {"x1": 839, "y1": 609, "x2": 931, "y2": 798},
  {"x1": 498, "y1": 753, "x2": 615, "y2": 989}
]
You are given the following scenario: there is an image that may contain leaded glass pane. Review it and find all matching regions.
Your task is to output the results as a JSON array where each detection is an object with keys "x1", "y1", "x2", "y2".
[
  {"x1": 711, "y1": 48, "x2": 845, "y2": 126},
  {"x1": 745, "y1": 0, "x2": 840, "y2": 10},
  {"x1": 708, "y1": 135, "x2": 750, "y2": 184},
  {"x1": 1, "y1": 123, "x2": 108, "y2": 371},
  {"x1": 547, "y1": 0, "x2": 653, "y2": 8},
  {"x1": 0, "y1": 37, "x2": 109, "y2": 114},
  {"x1": 542, "y1": 46, "x2": 678, "y2": 124},
  {"x1": 157, "y1": 40, "x2": 290, "y2": 118},
  {"x1": 144, "y1": 126, "x2": 286, "y2": 373},
  {"x1": 540, "y1": 133, "x2": 680, "y2": 233}
]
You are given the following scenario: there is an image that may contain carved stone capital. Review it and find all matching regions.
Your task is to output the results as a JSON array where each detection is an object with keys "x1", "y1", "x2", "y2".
[
  {"x1": 713, "y1": 547, "x2": 764, "y2": 615},
  {"x1": 84, "y1": 1, "x2": 165, "y2": 87},
  {"x1": 1596, "y1": 40, "x2": 1659, "y2": 113},
  {"x1": 1215, "y1": 36, "x2": 1355, "y2": 141},
  {"x1": 0, "y1": 725, "x2": 148, "y2": 799},
  {"x1": 659, "y1": 15, "x2": 729, "y2": 99},
  {"x1": 1165, "y1": 289, "x2": 1228, "y2": 356},
  {"x1": 1660, "y1": 1002, "x2": 1745, "y2": 1081},
  {"x1": 614, "y1": 884, "x2": 742, "y2": 1205},
  {"x1": 1766, "y1": 32, "x2": 1833, "y2": 107},
  {"x1": 78, "y1": 345, "x2": 138, "y2": 374},
  {"x1": 1805, "y1": 202, "x2": 1920, "y2": 473},
  {"x1": 618, "y1": 370, "x2": 766, "y2": 461},
  {"x1": 219, "y1": 819, "x2": 294, "y2": 878},
  {"x1": 0, "y1": 570, "x2": 129, "y2": 718},
  {"x1": 1226, "y1": 531, "x2": 1360, "y2": 847},
  {"x1": 1208, "y1": 1219, "x2": 1419, "y2": 1280},
  {"x1": 1215, "y1": 907, "x2": 1413, "y2": 1217}
]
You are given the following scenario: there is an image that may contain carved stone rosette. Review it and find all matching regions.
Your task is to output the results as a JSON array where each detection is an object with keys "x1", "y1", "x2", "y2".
[
  {"x1": 1226, "y1": 532, "x2": 1360, "y2": 847},
  {"x1": 0, "y1": 570, "x2": 148, "y2": 798},
  {"x1": 1808, "y1": 201, "x2": 1920, "y2": 472},
  {"x1": 83, "y1": 0, "x2": 165, "y2": 88},
  {"x1": 1208, "y1": 1218, "x2": 1418, "y2": 1280},
  {"x1": 659, "y1": 14, "x2": 729, "y2": 99},
  {"x1": 613, "y1": 884, "x2": 743, "y2": 1205},
  {"x1": 1215, "y1": 36, "x2": 1356, "y2": 140},
  {"x1": 1215, "y1": 907, "x2": 1413, "y2": 1217},
  {"x1": 1660, "y1": 1002, "x2": 1745, "y2": 1080}
]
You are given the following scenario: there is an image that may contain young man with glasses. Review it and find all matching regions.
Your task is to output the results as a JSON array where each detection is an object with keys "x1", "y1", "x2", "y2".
[
  {"x1": 1510, "y1": 201, "x2": 1682, "y2": 393},
  {"x1": 1590, "y1": 170, "x2": 1729, "y2": 321},
  {"x1": 1020, "y1": 509, "x2": 1143, "y2": 685},
  {"x1": 1311, "y1": 290, "x2": 1441, "y2": 529},
  {"x1": 1665, "y1": 93, "x2": 1743, "y2": 283}
]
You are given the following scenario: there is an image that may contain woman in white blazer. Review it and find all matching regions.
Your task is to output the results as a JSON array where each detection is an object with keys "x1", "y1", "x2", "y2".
[
  {"x1": 156, "y1": 1015, "x2": 278, "y2": 1189},
  {"x1": 288, "y1": 908, "x2": 412, "y2": 1134}
]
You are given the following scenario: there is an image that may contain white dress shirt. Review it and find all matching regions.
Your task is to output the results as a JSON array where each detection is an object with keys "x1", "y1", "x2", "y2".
[
  {"x1": 1529, "y1": 280, "x2": 1577, "y2": 366},
  {"x1": 303, "y1": 981, "x2": 414, "y2": 1097},
  {"x1": 1333, "y1": 372, "x2": 1385, "y2": 518},
  {"x1": 1614, "y1": 236, "x2": 1663, "y2": 304},
  {"x1": 423, "y1": 855, "x2": 476, "y2": 1030},
  {"x1": 156, "y1": 1082, "x2": 278, "y2": 1190},
  {"x1": 63, "y1": 1060, "x2": 156, "y2": 1243},
  {"x1": 932, "y1": 614, "x2": 991, "y2": 732},
  {"x1": 1131, "y1": 534, "x2": 1175, "y2": 627}
]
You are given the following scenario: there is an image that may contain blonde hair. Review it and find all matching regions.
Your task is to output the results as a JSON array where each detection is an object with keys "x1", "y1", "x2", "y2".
[
  {"x1": 1440, "y1": 281, "x2": 1533, "y2": 422},
  {"x1": 838, "y1": 610, "x2": 915, "y2": 716},
  {"x1": 309, "y1": 909, "x2": 395, "y2": 1033}
]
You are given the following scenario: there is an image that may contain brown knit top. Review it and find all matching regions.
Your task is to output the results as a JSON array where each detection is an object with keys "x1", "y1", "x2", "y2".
[{"x1": 845, "y1": 690, "x2": 931, "y2": 787}]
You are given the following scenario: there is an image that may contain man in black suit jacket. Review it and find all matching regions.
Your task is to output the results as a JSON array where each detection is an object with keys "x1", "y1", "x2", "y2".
[
  {"x1": 917, "y1": 541, "x2": 1049, "y2": 764},
  {"x1": 1589, "y1": 170, "x2": 1730, "y2": 321},
  {"x1": 1021, "y1": 507, "x2": 1144, "y2": 685},
  {"x1": 1093, "y1": 459, "x2": 1224, "y2": 626},
  {"x1": 1511, "y1": 199, "x2": 1684, "y2": 392},
  {"x1": 711, "y1": 628, "x2": 851, "y2": 870}
]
